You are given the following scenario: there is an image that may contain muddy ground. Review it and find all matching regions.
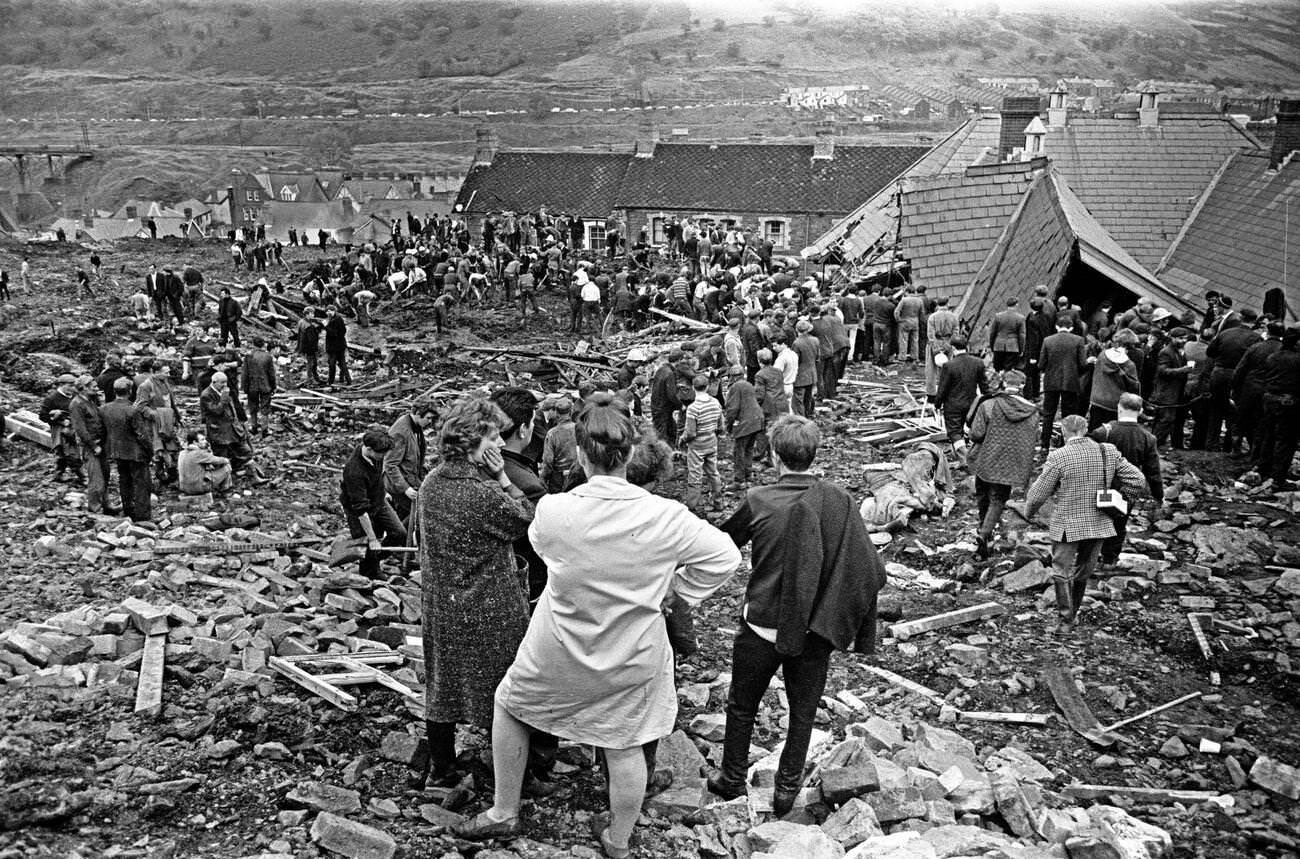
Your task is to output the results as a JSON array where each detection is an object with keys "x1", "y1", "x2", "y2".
[{"x1": 0, "y1": 236, "x2": 1297, "y2": 858}]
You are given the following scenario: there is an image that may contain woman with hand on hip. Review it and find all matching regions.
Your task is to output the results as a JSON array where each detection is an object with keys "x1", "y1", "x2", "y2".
[{"x1": 455, "y1": 394, "x2": 740, "y2": 857}]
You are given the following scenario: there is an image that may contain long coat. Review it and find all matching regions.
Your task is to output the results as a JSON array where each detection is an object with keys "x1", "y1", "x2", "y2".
[
  {"x1": 419, "y1": 459, "x2": 533, "y2": 727},
  {"x1": 496, "y1": 476, "x2": 738, "y2": 747}
]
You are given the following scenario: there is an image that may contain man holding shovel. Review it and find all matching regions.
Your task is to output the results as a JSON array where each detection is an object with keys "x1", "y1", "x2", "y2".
[{"x1": 339, "y1": 427, "x2": 408, "y2": 579}]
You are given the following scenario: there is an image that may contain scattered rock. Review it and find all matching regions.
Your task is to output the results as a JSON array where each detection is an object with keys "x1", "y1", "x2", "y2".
[
  {"x1": 286, "y1": 782, "x2": 362, "y2": 816},
  {"x1": 309, "y1": 812, "x2": 396, "y2": 859}
]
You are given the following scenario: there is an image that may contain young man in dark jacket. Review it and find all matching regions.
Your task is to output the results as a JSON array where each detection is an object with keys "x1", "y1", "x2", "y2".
[
  {"x1": 933, "y1": 335, "x2": 988, "y2": 465},
  {"x1": 339, "y1": 428, "x2": 406, "y2": 579},
  {"x1": 708, "y1": 415, "x2": 885, "y2": 818},
  {"x1": 218, "y1": 287, "x2": 243, "y2": 348},
  {"x1": 324, "y1": 305, "x2": 352, "y2": 385},
  {"x1": 1089, "y1": 393, "x2": 1163, "y2": 566}
]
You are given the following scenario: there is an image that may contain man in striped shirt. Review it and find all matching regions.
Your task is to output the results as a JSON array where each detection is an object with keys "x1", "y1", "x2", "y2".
[{"x1": 683, "y1": 374, "x2": 724, "y2": 512}]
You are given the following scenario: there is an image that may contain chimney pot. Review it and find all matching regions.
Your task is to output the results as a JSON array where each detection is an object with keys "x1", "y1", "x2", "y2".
[
  {"x1": 473, "y1": 126, "x2": 498, "y2": 167},
  {"x1": 812, "y1": 127, "x2": 835, "y2": 160},
  {"x1": 1138, "y1": 89, "x2": 1160, "y2": 126},
  {"x1": 634, "y1": 122, "x2": 659, "y2": 158},
  {"x1": 1270, "y1": 98, "x2": 1300, "y2": 169}
]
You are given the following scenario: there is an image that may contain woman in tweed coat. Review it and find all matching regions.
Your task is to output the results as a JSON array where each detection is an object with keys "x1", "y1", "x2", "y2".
[{"x1": 414, "y1": 398, "x2": 534, "y2": 787}]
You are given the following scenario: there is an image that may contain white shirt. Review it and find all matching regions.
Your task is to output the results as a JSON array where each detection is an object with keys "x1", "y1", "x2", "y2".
[
  {"x1": 580, "y1": 280, "x2": 601, "y2": 302},
  {"x1": 775, "y1": 348, "x2": 799, "y2": 388}
]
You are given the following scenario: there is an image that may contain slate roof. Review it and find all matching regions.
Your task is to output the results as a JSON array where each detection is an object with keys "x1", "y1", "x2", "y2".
[
  {"x1": 616, "y1": 143, "x2": 928, "y2": 213},
  {"x1": 256, "y1": 172, "x2": 331, "y2": 203},
  {"x1": 805, "y1": 115, "x2": 1000, "y2": 258},
  {"x1": 959, "y1": 169, "x2": 1194, "y2": 343},
  {"x1": 1158, "y1": 150, "x2": 1300, "y2": 319},
  {"x1": 895, "y1": 159, "x2": 1043, "y2": 305},
  {"x1": 1042, "y1": 115, "x2": 1263, "y2": 270},
  {"x1": 453, "y1": 143, "x2": 929, "y2": 221},
  {"x1": 335, "y1": 179, "x2": 405, "y2": 203},
  {"x1": 456, "y1": 152, "x2": 631, "y2": 218}
]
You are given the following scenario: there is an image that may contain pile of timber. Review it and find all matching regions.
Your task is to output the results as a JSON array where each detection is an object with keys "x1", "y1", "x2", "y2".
[{"x1": 843, "y1": 381, "x2": 946, "y2": 447}]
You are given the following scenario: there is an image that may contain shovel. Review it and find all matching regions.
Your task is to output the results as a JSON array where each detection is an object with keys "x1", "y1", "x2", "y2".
[{"x1": 328, "y1": 535, "x2": 419, "y2": 568}]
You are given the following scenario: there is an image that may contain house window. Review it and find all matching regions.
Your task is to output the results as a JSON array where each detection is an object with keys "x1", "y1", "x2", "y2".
[
  {"x1": 584, "y1": 221, "x2": 606, "y2": 250},
  {"x1": 242, "y1": 208, "x2": 257, "y2": 223},
  {"x1": 183, "y1": 208, "x2": 193, "y2": 219},
  {"x1": 764, "y1": 219, "x2": 789, "y2": 248},
  {"x1": 246, "y1": 189, "x2": 260, "y2": 202},
  {"x1": 650, "y1": 216, "x2": 667, "y2": 244},
  {"x1": 125, "y1": 205, "x2": 138, "y2": 219}
]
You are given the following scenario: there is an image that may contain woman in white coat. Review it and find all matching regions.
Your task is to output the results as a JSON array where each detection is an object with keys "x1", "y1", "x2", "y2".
[{"x1": 454, "y1": 394, "x2": 741, "y2": 857}]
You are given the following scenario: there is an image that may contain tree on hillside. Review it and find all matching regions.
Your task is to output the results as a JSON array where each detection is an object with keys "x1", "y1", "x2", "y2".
[{"x1": 306, "y1": 128, "x2": 354, "y2": 167}]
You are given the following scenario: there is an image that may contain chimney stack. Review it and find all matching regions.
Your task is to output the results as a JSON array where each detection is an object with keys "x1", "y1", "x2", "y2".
[
  {"x1": 1048, "y1": 84, "x2": 1068, "y2": 127},
  {"x1": 998, "y1": 96, "x2": 1042, "y2": 161},
  {"x1": 634, "y1": 121, "x2": 659, "y2": 158},
  {"x1": 473, "y1": 126, "x2": 498, "y2": 167},
  {"x1": 1138, "y1": 88, "x2": 1159, "y2": 127},
  {"x1": 812, "y1": 126, "x2": 835, "y2": 161},
  {"x1": 1270, "y1": 98, "x2": 1300, "y2": 169}
]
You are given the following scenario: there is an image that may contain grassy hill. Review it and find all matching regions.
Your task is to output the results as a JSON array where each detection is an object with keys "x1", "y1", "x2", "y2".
[{"x1": 1, "y1": 0, "x2": 1297, "y2": 211}]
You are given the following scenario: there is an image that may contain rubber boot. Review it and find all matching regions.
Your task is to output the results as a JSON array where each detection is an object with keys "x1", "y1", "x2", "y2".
[
  {"x1": 1070, "y1": 577, "x2": 1088, "y2": 622},
  {"x1": 1053, "y1": 580, "x2": 1074, "y2": 619}
]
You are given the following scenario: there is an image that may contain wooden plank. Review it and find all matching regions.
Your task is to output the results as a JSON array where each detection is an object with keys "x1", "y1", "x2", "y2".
[
  {"x1": 1042, "y1": 666, "x2": 1116, "y2": 748},
  {"x1": 276, "y1": 651, "x2": 404, "y2": 666},
  {"x1": 648, "y1": 306, "x2": 716, "y2": 331},
  {"x1": 268, "y1": 656, "x2": 358, "y2": 711},
  {"x1": 5, "y1": 410, "x2": 55, "y2": 448},
  {"x1": 134, "y1": 634, "x2": 167, "y2": 716},
  {"x1": 864, "y1": 665, "x2": 947, "y2": 705},
  {"x1": 1187, "y1": 613, "x2": 1214, "y2": 660},
  {"x1": 1099, "y1": 692, "x2": 1202, "y2": 734},
  {"x1": 121, "y1": 597, "x2": 171, "y2": 636},
  {"x1": 959, "y1": 711, "x2": 1052, "y2": 727},
  {"x1": 1062, "y1": 784, "x2": 1227, "y2": 804},
  {"x1": 150, "y1": 537, "x2": 323, "y2": 555},
  {"x1": 888, "y1": 602, "x2": 1006, "y2": 640},
  {"x1": 339, "y1": 656, "x2": 423, "y2": 704}
]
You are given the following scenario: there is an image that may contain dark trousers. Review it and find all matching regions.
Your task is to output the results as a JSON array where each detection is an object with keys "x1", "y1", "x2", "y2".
[
  {"x1": 1040, "y1": 390, "x2": 1079, "y2": 450},
  {"x1": 346, "y1": 501, "x2": 407, "y2": 578},
  {"x1": 719, "y1": 625, "x2": 832, "y2": 793},
  {"x1": 115, "y1": 458, "x2": 152, "y2": 521},
  {"x1": 247, "y1": 391, "x2": 272, "y2": 430},
  {"x1": 1261, "y1": 395, "x2": 1300, "y2": 484},
  {"x1": 303, "y1": 353, "x2": 322, "y2": 384},
  {"x1": 974, "y1": 478, "x2": 1012, "y2": 540},
  {"x1": 819, "y1": 357, "x2": 837, "y2": 400},
  {"x1": 219, "y1": 321, "x2": 241, "y2": 348},
  {"x1": 652, "y1": 409, "x2": 677, "y2": 447},
  {"x1": 168, "y1": 296, "x2": 186, "y2": 325},
  {"x1": 732, "y1": 432, "x2": 758, "y2": 483},
  {"x1": 1204, "y1": 368, "x2": 1236, "y2": 450},
  {"x1": 1100, "y1": 513, "x2": 1129, "y2": 565},
  {"x1": 327, "y1": 351, "x2": 351, "y2": 385},
  {"x1": 993, "y1": 351, "x2": 1020, "y2": 372},
  {"x1": 1152, "y1": 402, "x2": 1185, "y2": 449},
  {"x1": 793, "y1": 385, "x2": 815, "y2": 417},
  {"x1": 1188, "y1": 394, "x2": 1211, "y2": 450},
  {"x1": 872, "y1": 323, "x2": 891, "y2": 363},
  {"x1": 942, "y1": 404, "x2": 969, "y2": 443},
  {"x1": 1088, "y1": 404, "x2": 1117, "y2": 432},
  {"x1": 1236, "y1": 391, "x2": 1265, "y2": 466},
  {"x1": 1024, "y1": 362, "x2": 1041, "y2": 399},
  {"x1": 211, "y1": 439, "x2": 254, "y2": 473}
]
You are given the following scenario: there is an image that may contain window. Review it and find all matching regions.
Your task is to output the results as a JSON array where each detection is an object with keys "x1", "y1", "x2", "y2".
[
  {"x1": 764, "y1": 219, "x2": 789, "y2": 248},
  {"x1": 246, "y1": 189, "x2": 261, "y2": 202},
  {"x1": 279, "y1": 185, "x2": 297, "y2": 201},
  {"x1": 584, "y1": 221, "x2": 606, "y2": 250},
  {"x1": 242, "y1": 208, "x2": 257, "y2": 223},
  {"x1": 650, "y1": 216, "x2": 667, "y2": 244},
  {"x1": 124, "y1": 205, "x2": 138, "y2": 219}
]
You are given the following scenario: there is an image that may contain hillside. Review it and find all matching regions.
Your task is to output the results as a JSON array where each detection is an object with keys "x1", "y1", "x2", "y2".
[{"x1": 1, "y1": 0, "x2": 1297, "y2": 211}]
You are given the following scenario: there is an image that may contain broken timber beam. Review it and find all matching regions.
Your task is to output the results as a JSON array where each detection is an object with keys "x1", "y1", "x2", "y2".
[
  {"x1": 1099, "y1": 692, "x2": 1202, "y2": 734},
  {"x1": 648, "y1": 306, "x2": 717, "y2": 331},
  {"x1": 148, "y1": 537, "x2": 323, "y2": 555},
  {"x1": 1062, "y1": 784, "x2": 1228, "y2": 805},
  {"x1": 888, "y1": 602, "x2": 1006, "y2": 641},
  {"x1": 1042, "y1": 666, "x2": 1117, "y2": 748},
  {"x1": 863, "y1": 664, "x2": 947, "y2": 706},
  {"x1": 959, "y1": 711, "x2": 1052, "y2": 727},
  {"x1": 5, "y1": 410, "x2": 55, "y2": 449},
  {"x1": 1187, "y1": 612, "x2": 1221, "y2": 687},
  {"x1": 134, "y1": 633, "x2": 167, "y2": 716}
]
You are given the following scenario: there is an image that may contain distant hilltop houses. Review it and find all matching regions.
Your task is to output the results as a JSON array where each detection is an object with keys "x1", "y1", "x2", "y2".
[{"x1": 20, "y1": 166, "x2": 466, "y2": 244}]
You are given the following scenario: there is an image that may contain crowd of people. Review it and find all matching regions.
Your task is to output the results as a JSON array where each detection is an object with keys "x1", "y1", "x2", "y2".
[{"x1": 336, "y1": 391, "x2": 884, "y2": 854}]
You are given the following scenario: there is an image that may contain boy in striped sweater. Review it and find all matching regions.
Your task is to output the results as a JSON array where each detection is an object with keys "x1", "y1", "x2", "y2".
[{"x1": 683, "y1": 374, "x2": 724, "y2": 512}]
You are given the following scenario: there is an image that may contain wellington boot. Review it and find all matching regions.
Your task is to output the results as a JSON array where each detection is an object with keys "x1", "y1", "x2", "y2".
[
  {"x1": 1070, "y1": 578, "x2": 1088, "y2": 620},
  {"x1": 1053, "y1": 581, "x2": 1075, "y2": 620}
]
